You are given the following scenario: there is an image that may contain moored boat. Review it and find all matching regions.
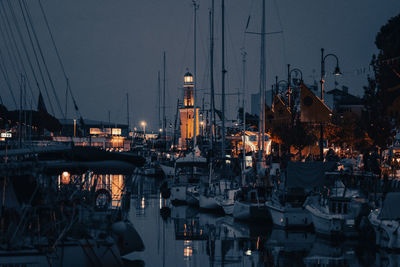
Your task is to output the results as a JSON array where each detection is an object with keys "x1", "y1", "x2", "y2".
[
  {"x1": 216, "y1": 188, "x2": 241, "y2": 215},
  {"x1": 266, "y1": 161, "x2": 335, "y2": 229},
  {"x1": 305, "y1": 179, "x2": 366, "y2": 237},
  {"x1": 233, "y1": 186, "x2": 270, "y2": 221},
  {"x1": 199, "y1": 179, "x2": 237, "y2": 210},
  {"x1": 369, "y1": 192, "x2": 400, "y2": 249}
]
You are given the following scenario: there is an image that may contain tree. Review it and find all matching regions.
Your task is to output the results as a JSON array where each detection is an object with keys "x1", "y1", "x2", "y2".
[
  {"x1": 361, "y1": 13, "x2": 400, "y2": 151},
  {"x1": 327, "y1": 112, "x2": 372, "y2": 152},
  {"x1": 375, "y1": 14, "x2": 400, "y2": 93},
  {"x1": 270, "y1": 119, "x2": 316, "y2": 157},
  {"x1": 362, "y1": 75, "x2": 393, "y2": 152}
]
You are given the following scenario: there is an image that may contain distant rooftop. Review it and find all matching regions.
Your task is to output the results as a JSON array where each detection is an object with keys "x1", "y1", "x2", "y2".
[{"x1": 59, "y1": 118, "x2": 128, "y2": 128}]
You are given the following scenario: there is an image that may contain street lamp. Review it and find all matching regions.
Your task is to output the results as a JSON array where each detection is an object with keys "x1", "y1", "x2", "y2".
[
  {"x1": 319, "y1": 48, "x2": 341, "y2": 161},
  {"x1": 141, "y1": 121, "x2": 147, "y2": 139},
  {"x1": 287, "y1": 64, "x2": 303, "y2": 112},
  {"x1": 320, "y1": 48, "x2": 341, "y2": 101},
  {"x1": 274, "y1": 76, "x2": 288, "y2": 96}
]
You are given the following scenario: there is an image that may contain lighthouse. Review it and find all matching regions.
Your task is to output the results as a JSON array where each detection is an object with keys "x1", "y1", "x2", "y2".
[{"x1": 179, "y1": 72, "x2": 199, "y2": 149}]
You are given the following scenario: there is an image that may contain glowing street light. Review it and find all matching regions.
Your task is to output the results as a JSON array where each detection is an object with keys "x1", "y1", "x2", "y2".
[
  {"x1": 320, "y1": 48, "x2": 341, "y2": 101},
  {"x1": 141, "y1": 121, "x2": 147, "y2": 139}
]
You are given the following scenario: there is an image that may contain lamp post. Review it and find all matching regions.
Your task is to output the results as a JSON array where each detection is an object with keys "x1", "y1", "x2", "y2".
[
  {"x1": 141, "y1": 121, "x2": 147, "y2": 140},
  {"x1": 287, "y1": 64, "x2": 303, "y2": 113},
  {"x1": 274, "y1": 76, "x2": 288, "y2": 97},
  {"x1": 319, "y1": 48, "x2": 341, "y2": 160},
  {"x1": 200, "y1": 121, "x2": 204, "y2": 136}
]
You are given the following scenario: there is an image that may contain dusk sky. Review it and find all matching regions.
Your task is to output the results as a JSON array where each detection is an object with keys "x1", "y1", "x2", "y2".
[{"x1": 1, "y1": 0, "x2": 399, "y2": 130}]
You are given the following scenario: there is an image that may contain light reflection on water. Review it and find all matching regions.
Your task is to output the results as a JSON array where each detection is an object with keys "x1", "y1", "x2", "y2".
[
  {"x1": 58, "y1": 172, "x2": 125, "y2": 209},
  {"x1": 128, "y1": 175, "x2": 400, "y2": 267}
]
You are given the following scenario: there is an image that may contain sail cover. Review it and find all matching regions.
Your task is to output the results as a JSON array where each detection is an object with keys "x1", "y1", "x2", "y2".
[
  {"x1": 378, "y1": 192, "x2": 400, "y2": 220},
  {"x1": 285, "y1": 161, "x2": 336, "y2": 189}
]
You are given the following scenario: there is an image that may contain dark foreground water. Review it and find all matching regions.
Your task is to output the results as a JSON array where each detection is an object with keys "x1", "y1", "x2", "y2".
[{"x1": 125, "y1": 176, "x2": 400, "y2": 267}]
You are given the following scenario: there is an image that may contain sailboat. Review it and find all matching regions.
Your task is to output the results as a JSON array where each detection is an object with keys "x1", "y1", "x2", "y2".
[
  {"x1": 169, "y1": 149, "x2": 208, "y2": 205},
  {"x1": 199, "y1": 164, "x2": 238, "y2": 210},
  {"x1": 215, "y1": 186, "x2": 242, "y2": 215}
]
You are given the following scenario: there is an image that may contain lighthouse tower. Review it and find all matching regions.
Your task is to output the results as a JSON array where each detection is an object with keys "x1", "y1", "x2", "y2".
[{"x1": 179, "y1": 72, "x2": 199, "y2": 149}]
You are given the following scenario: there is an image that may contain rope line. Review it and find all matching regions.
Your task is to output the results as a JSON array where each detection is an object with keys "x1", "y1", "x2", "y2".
[{"x1": 22, "y1": 0, "x2": 64, "y2": 118}]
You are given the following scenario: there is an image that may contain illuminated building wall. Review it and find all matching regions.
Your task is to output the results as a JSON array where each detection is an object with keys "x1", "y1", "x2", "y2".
[{"x1": 180, "y1": 108, "x2": 199, "y2": 148}]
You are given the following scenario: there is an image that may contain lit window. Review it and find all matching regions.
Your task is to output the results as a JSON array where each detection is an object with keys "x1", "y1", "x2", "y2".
[{"x1": 184, "y1": 76, "x2": 193, "y2": 83}]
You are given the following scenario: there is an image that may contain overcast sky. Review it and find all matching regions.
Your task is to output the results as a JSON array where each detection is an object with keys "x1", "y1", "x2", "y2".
[{"x1": 1, "y1": 0, "x2": 399, "y2": 130}]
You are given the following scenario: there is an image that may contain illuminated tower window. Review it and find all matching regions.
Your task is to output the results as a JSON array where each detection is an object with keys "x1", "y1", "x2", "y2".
[{"x1": 183, "y1": 72, "x2": 194, "y2": 107}]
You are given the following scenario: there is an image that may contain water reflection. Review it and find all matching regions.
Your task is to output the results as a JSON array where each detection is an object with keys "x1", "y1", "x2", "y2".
[
  {"x1": 57, "y1": 172, "x2": 126, "y2": 209},
  {"x1": 129, "y1": 175, "x2": 400, "y2": 267}
]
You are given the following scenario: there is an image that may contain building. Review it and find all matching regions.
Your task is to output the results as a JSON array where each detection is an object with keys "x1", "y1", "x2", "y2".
[
  {"x1": 57, "y1": 119, "x2": 129, "y2": 138},
  {"x1": 179, "y1": 72, "x2": 199, "y2": 149},
  {"x1": 325, "y1": 86, "x2": 363, "y2": 116},
  {"x1": 251, "y1": 90, "x2": 273, "y2": 116},
  {"x1": 53, "y1": 119, "x2": 130, "y2": 151}
]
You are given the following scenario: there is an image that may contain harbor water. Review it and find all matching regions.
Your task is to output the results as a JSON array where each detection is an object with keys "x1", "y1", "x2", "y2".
[{"x1": 125, "y1": 175, "x2": 400, "y2": 267}]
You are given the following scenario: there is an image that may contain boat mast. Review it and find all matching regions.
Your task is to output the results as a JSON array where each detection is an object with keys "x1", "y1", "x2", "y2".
[
  {"x1": 173, "y1": 99, "x2": 180, "y2": 149},
  {"x1": 221, "y1": 0, "x2": 226, "y2": 162},
  {"x1": 158, "y1": 71, "x2": 161, "y2": 130},
  {"x1": 242, "y1": 49, "x2": 247, "y2": 185},
  {"x1": 163, "y1": 52, "x2": 166, "y2": 146},
  {"x1": 64, "y1": 80, "x2": 68, "y2": 120},
  {"x1": 258, "y1": 0, "x2": 266, "y2": 163},
  {"x1": 19, "y1": 74, "x2": 23, "y2": 148},
  {"x1": 192, "y1": 1, "x2": 199, "y2": 148},
  {"x1": 209, "y1": 0, "x2": 216, "y2": 151}
]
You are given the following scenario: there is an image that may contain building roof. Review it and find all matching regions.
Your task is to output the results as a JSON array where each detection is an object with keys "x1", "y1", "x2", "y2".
[
  {"x1": 326, "y1": 88, "x2": 363, "y2": 106},
  {"x1": 337, "y1": 94, "x2": 363, "y2": 106},
  {"x1": 326, "y1": 88, "x2": 348, "y2": 96},
  {"x1": 59, "y1": 118, "x2": 128, "y2": 128}
]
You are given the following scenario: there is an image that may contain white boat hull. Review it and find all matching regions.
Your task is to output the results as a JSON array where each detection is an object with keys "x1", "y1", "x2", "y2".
[
  {"x1": 215, "y1": 189, "x2": 240, "y2": 215},
  {"x1": 222, "y1": 204, "x2": 234, "y2": 215},
  {"x1": 306, "y1": 204, "x2": 358, "y2": 237},
  {"x1": 266, "y1": 201, "x2": 311, "y2": 228},
  {"x1": 369, "y1": 210, "x2": 400, "y2": 249},
  {"x1": 233, "y1": 201, "x2": 251, "y2": 220},
  {"x1": 233, "y1": 201, "x2": 269, "y2": 220},
  {"x1": 186, "y1": 193, "x2": 199, "y2": 206},
  {"x1": 199, "y1": 195, "x2": 219, "y2": 209}
]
